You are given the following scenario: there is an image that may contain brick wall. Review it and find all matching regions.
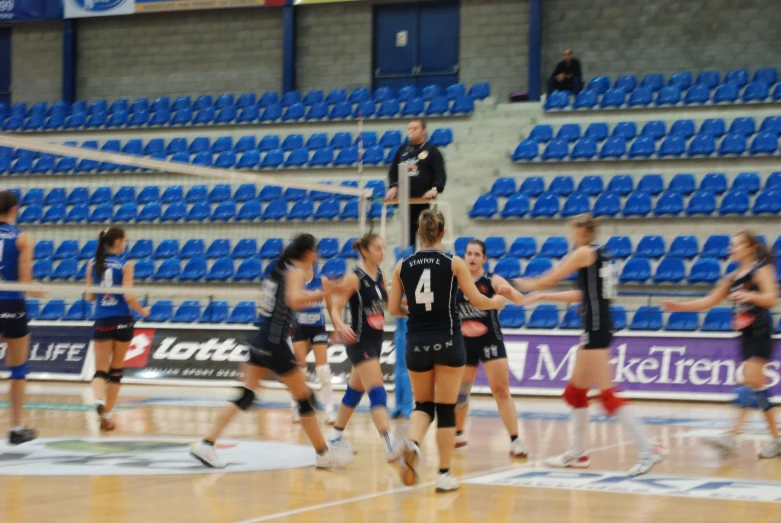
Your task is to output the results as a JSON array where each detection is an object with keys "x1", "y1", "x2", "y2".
[{"x1": 11, "y1": 22, "x2": 63, "y2": 104}]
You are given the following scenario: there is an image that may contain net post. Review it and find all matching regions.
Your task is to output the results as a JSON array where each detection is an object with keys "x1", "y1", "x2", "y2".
[
  {"x1": 357, "y1": 112, "x2": 367, "y2": 235},
  {"x1": 398, "y1": 153, "x2": 410, "y2": 250}
]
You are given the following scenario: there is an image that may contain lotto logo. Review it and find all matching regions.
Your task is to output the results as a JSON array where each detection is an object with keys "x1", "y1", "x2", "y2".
[{"x1": 124, "y1": 329, "x2": 156, "y2": 368}]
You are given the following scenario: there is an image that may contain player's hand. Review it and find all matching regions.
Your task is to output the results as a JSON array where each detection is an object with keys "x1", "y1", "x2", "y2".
[
  {"x1": 730, "y1": 291, "x2": 753, "y2": 304},
  {"x1": 385, "y1": 187, "x2": 398, "y2": 200},
  {"x1": 422, "y1": 188, "x2": 438, "y2": 200},
  {"x1": 490, "y1": 295, "x2": 507, "y2": 311},
  {"x1": 660, "y1": 301, "x2": 681, "y2": 312},
  {"x1": 140, "y1": 307, "x2": 151, "y2": 318},
  {"x1": 336, "y1": 322, "x2": 358, "y2": 345}
]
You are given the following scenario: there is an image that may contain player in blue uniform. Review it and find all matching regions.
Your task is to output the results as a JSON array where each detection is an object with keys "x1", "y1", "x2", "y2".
[
  {"x1": 663, "y1": 231, "x2": 781, "y2": 458},
  {"x1": 85, "y1": 227, "x2": 150, "y2": 431},
  {"x1": 290, "y1": 274, "x2": 336, "y2": 424},
  {"x1": 0, "y1": 191, "x2": 41, "y2": 444},
  {"x1": 191, "y1": 234, "x2": 354, "y2": 470},
  {"x1": 507, "y1": 214, "x2": 664, "y2": 476},
  {"x1": 389, "y1": 210, "x2": 508, "y2": 492},
  {"x1": 327, "y1": 233, "x2": 408, "y2": 462},
  {"x1": 454, "y1": 239, "x2": 527, "y2": 457}
]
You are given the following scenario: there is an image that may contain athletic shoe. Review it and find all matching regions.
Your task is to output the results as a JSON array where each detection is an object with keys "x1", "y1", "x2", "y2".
[
  {"x1": 316, "y1": 447, "x2": 354, "y2": 470},
  {"x1": 9, "y1": 428, "x2": 37, "y2": 445},
  {"x1": 324, "y1": 407, "x2": 337, "y2": 426},
  {"x1": 628, "y1": 443, "x2": 666, "y2": 476},
  {"x1": 435, "y1": 472, "x2": 460, "y2": 493},
  {"x1": 387, "y1": 438, "x2": 409, "y2": 463},
  {"x1": 703, "y1": 434, "x2": 735, "y2": 459},
  {"x1": 510, "y1": 438, "x2": 528, "y2": 458},
  {"x1": 398, "y1": 442, "x2": 420, "y2": 486},
  {"x1": 190, "y1": 441, "x2": 227, "y2": 469},
  {"x1": 100, "y1": 418, "x2": 115, "y2": 432},
  {"x1": 758, "y1": 437, "x2": 781, "y2": 459},
  {"x1": 328, "y1": 434, "x2": 357, "y2": 455},
  {"x1": 454, "y1": 432, "x2": 468, "y2": 449},
  {"x1": 543, "y1": 450, "x2": 590, "y2": 469}
]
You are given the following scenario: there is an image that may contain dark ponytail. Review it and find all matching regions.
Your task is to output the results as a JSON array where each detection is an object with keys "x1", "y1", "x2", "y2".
[
  {"x1": 95, "y1": 227, "x2": 125, "y2": 277},
  {"x1": 738, "y1": 231, "x2": 773, "y2": 265},
  {"x1": 0, "y1": 190, "x2": 19, "y2": 216},
  {"x1": 353, "y1": 233, "x2": 381, "y2": 259},
  {"x1": 282, "y1": 233, "x2": 317, "y2": 263}
]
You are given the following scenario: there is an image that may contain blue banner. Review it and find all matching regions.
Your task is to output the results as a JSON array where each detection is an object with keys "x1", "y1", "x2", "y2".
[
  {"x1": 0, "y1": 0, "x2": 63, "y2": 21},
  {"x1": 0, "y1": 326, "x2": 90, "y2": 378}
]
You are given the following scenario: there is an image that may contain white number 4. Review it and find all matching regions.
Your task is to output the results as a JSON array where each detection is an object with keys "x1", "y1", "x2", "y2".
[{"x1": 415, "y1": 269, "x2": 434, "y2": 311}]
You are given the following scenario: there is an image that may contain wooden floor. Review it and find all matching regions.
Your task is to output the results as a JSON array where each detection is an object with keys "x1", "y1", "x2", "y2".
[{"x1": 0, "y1": 384, "x2": 780, "y2": 523}]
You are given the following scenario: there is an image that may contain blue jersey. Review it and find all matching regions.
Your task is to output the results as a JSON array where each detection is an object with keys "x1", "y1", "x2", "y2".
[
  {"x1": 294, "y1": 277, "x2": 325, "y2": 326},
  {"x1": 92, "y1": 255, "x2": 131, "y2": 318},
  {"x1": 0, "y1": 222, "x2": 24, "y2": 301}
]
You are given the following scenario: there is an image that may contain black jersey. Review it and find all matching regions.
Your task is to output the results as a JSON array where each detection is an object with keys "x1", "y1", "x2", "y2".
[
  {"x1": 400, "y1": 249, "x2": 459, "y2": 335},
  {"x1": 577, "y1": 245, "x2": 615, "y2": 332},
  {"x1": 456, "y1": 272, "x2": 502, "y2": 340},
  {"x1": 730, "y1": 261, "x2": 772, "y2": 334},
  {"x1": 348, "y1": 266, "x2": 388, "y2": 342},
  {"x1": 256, "y1": 259, "x2": 294, "y2": 347}
]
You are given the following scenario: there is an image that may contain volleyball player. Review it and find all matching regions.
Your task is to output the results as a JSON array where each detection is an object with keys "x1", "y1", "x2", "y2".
[
  {"x1": 0, "y1": 190, "x2": 41, "y2": 444},
  {"x1": 191, "y1": 234, "x2": 354, "y2": 470},
  {"x1": 290, "y1": 273, "x2": 336, "y2": 425},
  {"x1": 662, "y1": 232, "x2": 780, "y2": 458},
  {"x1": 389, "y1": 210, "x2": 508, "y2": 492},
  {"x1": 454, "y1": 239, "x2": 528, "y2": 457},
  {"x1": 85, "y1": 227, "x2": 150, "y2": 431},
  {"x1": 506, "y1": 214, "x2": 665, "y2": 476},
  {"x1": 326, "y1": 233, "x2": 408, "y2": 461}
]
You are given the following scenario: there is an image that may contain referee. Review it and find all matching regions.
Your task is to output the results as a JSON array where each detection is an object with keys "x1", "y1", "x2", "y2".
[{"x1": 385, "y1": 118, "x2": 446, "y2": 249}]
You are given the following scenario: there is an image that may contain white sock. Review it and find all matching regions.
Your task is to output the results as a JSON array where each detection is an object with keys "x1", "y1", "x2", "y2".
[
  {"x1": 381, "y1": 430, "x2": 396, "y2": 454},
  {"x1": 316, "y1": 365, "x2": 334, "y2": 409},
  {"x1": 615, "y1": 405, "x2": 652, "y2": 453},
  {"x1": 329, "y1": 427, "x2": 344, "y2": 441},
  {"x1": 570, "y1": 408, "x2": 589, "y2": 455},
  {"x1": 12, "y1": 426, "x2": 23, "y2": 433}
]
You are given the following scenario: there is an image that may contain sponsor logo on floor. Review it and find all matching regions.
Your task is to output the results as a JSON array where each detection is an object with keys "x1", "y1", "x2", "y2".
[
  {"x1": 465, "y1": 469, "x2": 781, "y2": 503},
  {"x1": 0, "y1": 437, "x2": 315, "y2": 476}
]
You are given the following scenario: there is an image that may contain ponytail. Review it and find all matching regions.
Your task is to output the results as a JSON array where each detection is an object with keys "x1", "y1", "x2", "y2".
[
  {"x1": 353, "y1": 232, "x2": 381, "y2": 259},
  {"x1": 737, "y1": 231, "x2": 773, "y2": 266},
  {"x1": 282, "y1": 233, "x2": 317, "y2": 263},
  {"x1": 95, "y1": 227, "x2": 125, "y2": 276}
]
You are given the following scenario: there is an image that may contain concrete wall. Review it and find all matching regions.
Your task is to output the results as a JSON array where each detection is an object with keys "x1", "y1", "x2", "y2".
[
  {"x1": 11, "y1": 22, "x2": 63, "y2": 104},
  {"x1": 542, "y1": 0, "x2": 781, "y2": 84}
]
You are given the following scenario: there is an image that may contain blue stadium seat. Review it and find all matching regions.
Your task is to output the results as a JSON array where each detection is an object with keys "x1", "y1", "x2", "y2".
[
  {"x1": 628, "y1": 87, "x2": 653, "y2": 108},
  {"x1": 256, "y1": 238, "x2": 281, "y2": 259},
  {"x1": 34, "y1": 240, "x2": 54, "y2": 259},
  {"x1": 640, "y1": 120, "x2": 666, "y2": 140},
  {"x1": 701, "y1": 235, "x2": 729, "y2": 260},
  {"x1": 379, "y1": 130, "x2": 403, "y2": 149},
  {"x1": 261, "y1": 104, "x2": 283, "y2": 122},
  {"x1": 309, "y1": 147, "x2": 334, "y2": 167},
  {"x1": 683, "y1": 84, "x2": 710, "y2": 105},
  {"x1": 719, "y1": 190, "x2": 749, "y2": 216},
  {"x1": 512, "y1": 140, "x2": 538, "y2": 161},
  {"x1": 557, "y1": 124, "x2": 581, "y2": 142},
  {"x1": 282, "y1": 103, "x2": 306, "y2": 122},
  {"x1": 52, "y1": 259, "x2": 78, "y2": 281},
  {"x1": 593, "y1": 192, "x2": 620, "y2": 218},
  {"x1": 635, "y1": 236, "x2": 665, "y2": 259},
  {"x1": 193, "y1": 106, "x2": 216, "y2": 125},
  {"x1": 259, "y1": 92, "x2": 279, "y2": 108},
  {"x1": 587, "y1": 76, "x2": 611, "y2": 93},
  {"x1": 257, "y1": 135, "x2": 281, "y2": 153},
  {"x1": 365, "y1": 179, "x2": 386, "y2": 198},
  {"x1": 18, "y1": 204, "x2": 42, "y2": 224},
  {"x1": 334, "y1": 146, "x2": 359, "y2": 166},
  {"x1": 754, "y1": 67, "x2": 778, "y2": 86},
  {"x1": 541, "y1": 139, "x2": 568, "y2": 161},
  {"x1": 600, "y1": 136, "x2": 626, "y2": 159},
  {"x1": 561, "y1": 193, "x2": 590, "y2": 217},
  {"x1": 211, "y1": 201, "x2": 236, "y2": 222},
  {"x1": 425, "y1": 96, "x2": 449, "y2": 116},
  {"x1": 305, "y1": 133, "x2": 328, "y2": 151},
  {"x1": 523, "y1": 257, "x2": 553, "y2": 277},
  {"x1": 629, "y1": 306, "x2": 662, "y2": 331},
  {"x1": 725, "y1": 68, "x2": 749, "y2": 87},
  {"x1": 641, "y1": 73, "x2": 664, "y2": 91},
  {"x1": 202, "y1": 239, "x2": 229, "y2": 260},
  {"x1": 600, "y1": 88, "x2": 626, "y2": 108},
  {"x1": 445, "y1": 83, "x2": 466, "y2": 100},
  {"x1": 685, "y1": 190, "x2": 715, "y2": 216},
  {"x1": 666, "y1": 312, "x2": 699, "y2": 331},
  {"x1": 199, "y1": 300, "x2": 229, "y2": 324},
  {"x1": 623, "y1": 192, "x2": 652, "y2": 217},
  {"x1": 400, "y1": 99, "x2": 424, "y2": 117},
  {"x1": 743, "y1": 82, "x2": 769, "y2": 103},
  {"x1": 215, "y1": 105, "x2": 237, "y2": 124},
  {"x1": 584, "y1": 122, "x2": 608, "y2": 142},
  {"x1": 147, "y1": 301, "x2": 174, "y2": 322},
  {"x1": 549, "y1": 176, "x2": 574, "y2": 196},
  {"x1": 314, "y1": 199, "x2": 340, "y2": 221},
  {"x1": 39, "y1": 300, "x2": 66, "y2": 320},
  {"x1": 629, "y1": 136, "x2": 655, "y2": 159},
  {"x1": 153, "y1": 259, "x2": 180, "y2": 282},
  {"x1": 668, "y1": 174, "x2": 696, "y2": 195},
  {"x1": 696, "y1": 70, "x2": 720, "y2": 88},
  {"x1": 658, "y1": 135, "x2": 686, "y2": 158},
  {"x1": 451, "y1": 96, "x2": 474, "y2": 115},
  {"x1": 620, "y1": 258, "x2": 651, "y2": 283},
  {"x1": 281, "y1": 91, "x2": 302, "y2": 107},
  {"x1": 713, "y1": 83, "x2": 739, "y2": 104},
  {"x1": 133, "y1": 259, "x2": 154, "y2": 281},
  {"x1": 768, "y1": 172, "x2": 781, "y2": 191},
  {"x1": 750, "y1": 132, "x2": 779, "y2": 155},
  {"x1": 540, "y1": 237, "x2": 568, "y2": 259},
  {"x1": 729, "y1": 117, "x2": 756, "y2": 136},
  {"x1": 493, "y1": 258, "x2": 521, "y2": 279},
  {"x1": 234, "y1": 136, "x2": 257, "y2": 154},
  {"x1": 155, "y1": 239, "x2": 180, "y2": 259},
  {"x1": 236, "y1": 93, "x2": 257, "y2": 109},
  {"x1": 509, "y1": 237, "x2": 537, "y2": 259},
  {"x1": 520, "y1": 177, "x2": 546, "y2": 197},
  {"x1": 469, "y1": 83, "x2": 490, "y2": 100},
  {"x1": 688, "y1": 258, "x2": 721, "y2": 284},
  {"x1": 130, "y1": 240, "x2": 154, "y2": 259},
  {"x1": 284, "y1": 148, "x2": 309, "y2": 168},
  {"x1": 700, "y1": 173, "x2": 727, "y2": 195},
  {"x1": 656, "y1": 85, "x2": 681, "y2": 106},
  {"x1": 469, "y1": 194, "x2": 498, "y2": 218},
  {"x1": 498, "y1": 305, "x2": 525, "y2": 328},
  {"x1": 236, "y1": 150, "x2": 260, "y2": 170},
  {"x1": 454, "y1": 237, "x2": 473, "y2": 258},
  {"x1": 573, "y1": 90, "x2": 598, "y2": 110},
  {"x1": 670, "y1": 119, "x2": 696, "y2": 138},
  {"x1": 260, "y1": 149, "x2": 284, "y2": 169},
  {"x1": 687, "y1": 134, "x2": 715, "y2": 157},
  {"x1": 162, "y1": 201, "x2": 187, "y2": 222},
  {"x1": 180, "y1": 239, "x2": 204, "y2": 259},
  {"x1": 88, "y1": 204, "x2": 113, "y2": 224},
  {"x1": 22, "y1": 188, "x2": 44, "y2": 206},
  {"x1": 485, "y1": 237, "x2": 507, "y2": 258},
  {"x1": 288, "y1": 198, "x2": 314, "y2": 220},
  {"x1": 491, "y1": 177, "x2": 517, "y2": 197},
  {"x1": 430, "y1": 128, "x2": 453, "y2": 147},
  {"x1": 733, "y1": 171, "x2": 761, "y2": 194},
  {"x1": 527, "y1": 305, "x2": 559, "y2": 329},
  {"x1": 614, "y1": 75, "x2": 637, "y2": 92},
  {"x1": 753, "y1": 190, "x2": 781, "y2": 215},
  {"x1": 605, "y1": 175, "x2": 633, "y2": 196},
  {"x1": 205, "y1": 258, "x2": 234, "y2": 282},
  {"x1": 261, "y1": 200, "x2": 287, "y2": 221},
  {"x1": 609, "y1": 305, "x2": 627, "y2": 330},
  {"x1": 653, "y1": 257, "x2": 685, "y2": 284},
  {"x1": 559, "y1": 305, "x2": 581, "y2": 329},
  {"x1": 321, "y1": 258, "x2": 347, "y2": 279},
  {"x1": 180, "y1": 258, "x2": 207, "y2": 281},
  {"x1": 668, "y1": 236, "x2": 698, "y2": 259},
  {"x1": 530, "y1": 193, "x2": 559, "y2": 218},
  {"x1": 654, "y1": 191, "x2": 683, "y2": 216},
  {"x1": 53, "y1": 240, "x2": 78, "y2": 260},
  {"x1": 529, "y1": 125, "x2": 554, "y2": 143},
  {"x1": 137, "y1": 203, "x2": 161, "y2": 222},
  {"x1": 500, "y1": 193, "x2": 530, "y2": 218},
  {"x1": 234, "y1": 259, "x2": 262, "y2": 282},
  {"x1": 571, "y1": 138, "x2": 597, "y2": 159},
  {"x1": 33, "y1": 259, "x2": 52, "y2": 280},
  {"x1": 114, "y1": 203, "x2": 138, "y2": 222},
  {"x1": 771, "y1": 84, "x2": 781, "y2": 102},
  {"x1": 214, "y1": 151, "x2": 236, "y2": 169},
  {"x1": 702, "y1": 307, "x2": 733, "y2": 332}
]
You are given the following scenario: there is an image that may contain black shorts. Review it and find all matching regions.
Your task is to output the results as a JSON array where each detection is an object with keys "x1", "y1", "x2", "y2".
[
  {"x1": 346, "y1": 336, "x2": 383, "y2": 366},
  {"x1": 248, "y1": 333, "x2": 298, "y2": 376},
  {"x1": 464, "y1": 336, "x2": 507, "y2": 366},
  {"x1": 0, "y1": 300, "x2": 29, "y2": 339},
  {"x1": 93, "y1": 316, "x2": 135, "y2": 342},
  {"x1": 406, "y1": 330, "x2": 466, "y2": 372},
  {"x1": 580, "y1": 329, "x2": 613, "y2": 350},
  {"x1": 740, "y1": 334, "x2": 774, "y2": 361},
  {"x1": 292, "y1": 324, "x2": 329, "y2": 345}
]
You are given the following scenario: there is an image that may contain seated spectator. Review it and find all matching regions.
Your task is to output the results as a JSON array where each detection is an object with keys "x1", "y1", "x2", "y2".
[{"x1": 547, "y1": 48, "x2": 583, "y2": 95}]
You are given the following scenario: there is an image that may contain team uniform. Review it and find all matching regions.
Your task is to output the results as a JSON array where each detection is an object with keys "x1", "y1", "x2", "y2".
[
  {"x1": 456, "y1": 272, "x2": 506, "y2": 366},
  {"x1": 400, "y1": 249, "x2": 465, "y2": 371},
  {"x1": 292, "y1": 277, "x2": 329, "y2": 346},
  {"x1": 345, "y1": 266, "x2": 388, "y2": 365},
  {"x1": 92, "y1": 255, "x2": 134, "y2": 342},
  {"x1": 0, "y1": 222, "x2": 29, "y2": 340},
  {"x1": 730, "y1": 261, "x2": 773, "y2": 361},
  {"x1": 248, "y1": 259, "x2": 297, "y2": 376},
  {"x1": 578, "y1": 245, "x2": 616, "y2": 350}
]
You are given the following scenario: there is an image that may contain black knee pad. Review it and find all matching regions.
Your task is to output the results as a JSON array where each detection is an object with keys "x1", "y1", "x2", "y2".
[
  {"x1": 435, "y1": 403, "x2": 456, "y2": 428},
  {"x1": 93, "y1": 370, "x2": 109, "y2": 381},
  {"x1": 297, "y1": 393, "x2": 316, "y2": 416},
  {"x1": 231, "y1": 386, "x2": 255, "y2": 411},
  {"x1": 108, "y1": 368, "x2": 123, "y2": 384},
  {"x1": 415, "y1": 401, "x2": 435, "y2": 419}
]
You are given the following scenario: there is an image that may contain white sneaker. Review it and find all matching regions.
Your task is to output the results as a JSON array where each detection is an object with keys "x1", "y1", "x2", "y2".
[
  {"x1": 454, "y1": 432, "x2": 468, "y2": 449},
  {"x1": 510, "y1": 438, "x2": 528, "y2": 458},
  {"x1": 703, "y1": 434, "x2": 735, "y2": 458},
  {"x1": 399, "y1": 442, "x2": 421, "y2": 486},
  {"x1": 190, "y1": 441, "x2": 227, "y2": 469},
  {"x1": 387, "y1": 438, "x2": 409, "y2": 463},
  {"x1": 435, "y1": 472, "x2": 459, "y2": 493},
  {"x1": 628, "y1": 443, "x2": 666, "y2": 476},
  {"x1": 758, "y1": 437, "x2": 781, "y2": 459},
  {"x1": 328, "y1": 433, "x2": 357, "y2": 455},
  {"x1": 544, "y1": 450, "x2": 590, "y2": 469},
  {"x1": 315, "y1": 447, "x2": 354, "y2": 470},
  {"x1": 324, "y1": 407, "x2": 337, "y2": 426}
]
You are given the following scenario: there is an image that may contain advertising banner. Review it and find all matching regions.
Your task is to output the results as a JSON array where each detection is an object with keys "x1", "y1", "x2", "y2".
[
  {"x1": 64, "y1": 0, "x2": 135, "y2": 18},
  {"x1": 0, "y1": 0, "x2": 63, "y2": 21},
  {"x1": 134, "y1": 0, "x2": 266, "y2": 13},
  {"x1": 0, "y1": 325, "x2": 90, "y2": 380}
]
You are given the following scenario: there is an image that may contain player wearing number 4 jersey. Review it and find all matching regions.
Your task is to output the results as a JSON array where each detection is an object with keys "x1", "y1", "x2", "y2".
[
  {"x1": 389, "y1": 210, "x2": 508, "y2": 493},
  {"x1": 505, "y1": 214, "x2": 665, "y2": 476},
  {"x1": 86, "y1": 227, "x2": 150, "y2": 431}
]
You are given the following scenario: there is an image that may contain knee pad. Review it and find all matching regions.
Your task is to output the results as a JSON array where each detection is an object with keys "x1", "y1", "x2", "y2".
[
  {"x1": 435, "y1": 403, "x2": 456, "y2": 428},
  {"x1": 108, "y1": 368, "x2": 123, "y2": 384},
  {"x1": 93, "y1": 370, "x2": 109, "y2": 382},
  {"x1": 9, "y1": 362, "x2": 29, "y2": 380},
  {"x1": 732, "y1": 386, "x2": 759, "y2": 409},
  {"x1": 297, "y1": 393, "x2": 317, "y2": 417},
  {"x1": 754, "y1": 388, "x2": 774, "y2": 412},
  {"x1": 341, "y1": 385, "x2": 364, "y2": 408},
  {"x1": 457, "y1": 381, "x2": 472, "y2": 410},
  {"x1": 231, "y1": 386, "x2": 256, "y2": 411},
  {"x1": 368, "y1": 386, "x2": 387, "y2": 409},
  {"x1": 415, "y1": 401, "x2": 435, "y2": 419},
  {"x1": 599, "y1": 387, "x2": 628, "y2": 416},
  {"x1": 562, "y1": 383, "x2": 589, "y2": 409}
]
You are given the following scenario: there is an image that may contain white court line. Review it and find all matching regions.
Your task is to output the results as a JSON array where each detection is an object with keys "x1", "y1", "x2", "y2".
[{"x1": 232, "y1": 440, "x2": 638, "y2": 523}]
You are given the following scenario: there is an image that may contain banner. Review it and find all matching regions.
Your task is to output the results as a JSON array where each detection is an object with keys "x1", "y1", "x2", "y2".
[
  {"x1": 64, "y1": 0, "x2": 135, "y2": 18},
  {"x1": 0, "y1": 0, "x2": 63, "y2": 21},
  {"x1": 0, "y1": 325, "x2": 90, "y2": 380},
  {"x1": 134, "y1": 0, "x2": 266, "y2": 13}
]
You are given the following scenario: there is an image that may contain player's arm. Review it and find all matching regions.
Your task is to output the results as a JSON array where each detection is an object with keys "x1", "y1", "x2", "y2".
[
  {"x1": 85, "y1": 259, "x2": 96, "y2": 302},
  {"x1": 510, "y1": 246, "x2": 594, "y2": 292},
  {"x1": 735, "y1": 265, "x2": 779, "y2": 309},
  {"x1": 329, "y1": 272, "x2": 359, "y2": 329},
  {"x1": 122, "y1": 262, "x2": 150, "y2": 317},
  {"x1": 16, "y1": 232, "x2": 44, "y2": 298},
  {"x1": 389, "y1": 261, "x2": 407, "y2": 317},
  {"x1": 661, "y1": 277, "x2": 731, "y2": 312},
  {"x1": 523, "y1": 290, "x2": 583, "y2": 305},
  {"x1": 454, "y1": 257, "x2": 505, "y2": 310},
  {"x1": 491, "y1": 274, "x2": 524, "y2": 304}
]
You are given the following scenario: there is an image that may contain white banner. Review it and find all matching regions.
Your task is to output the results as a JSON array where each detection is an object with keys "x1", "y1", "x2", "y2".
[{"x1": 64, "y1": 0, "x2": 135, "y2": 18}]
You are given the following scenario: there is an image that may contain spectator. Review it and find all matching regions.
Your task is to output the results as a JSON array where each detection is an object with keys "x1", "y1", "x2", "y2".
[{"x1": 547, "y1": 48, "x2": 583, "y2": 95}]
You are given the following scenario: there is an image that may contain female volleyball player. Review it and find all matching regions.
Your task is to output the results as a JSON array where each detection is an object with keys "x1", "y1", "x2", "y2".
[
  {"x1": 0, "y1": 190, "x2": 41, "y2": 444},
  {"x1": 506, "y1": 214, "x2": 664, "y2": 476},
  {"x1": 454, "y1": 239, "x2": 528, "y2": 457},
  {"x1": 662, "y1": 232, "x2": 780, "y2": 458},
  {"x1": 86, "y1": 227, "x2": 150, "y2": 431},
  {"x1": 389, "y1": 210, "x2": 508, "y2": 492},
  {"x1": 290, "y1": 273, "x2": 336, "y2": 425},
  {"x1": 191, "y1": 234, "x2": 354, "y2": 470},
  {"x1": 326, "y1": 233, "x2": 408, "y2": 462}
]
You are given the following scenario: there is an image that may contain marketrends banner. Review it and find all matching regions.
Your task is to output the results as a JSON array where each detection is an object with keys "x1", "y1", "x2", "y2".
[{"x1": 0, "y1": 0, "x2": 63, "y2": 21}]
